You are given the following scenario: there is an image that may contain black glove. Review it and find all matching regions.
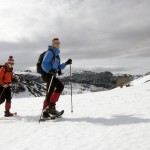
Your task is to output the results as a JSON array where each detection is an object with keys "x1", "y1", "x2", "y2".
[
  {"x1": 65, "y1": 59, "x2": 72, "y2": 65},
  {"x1": 58, "y1": 70, "x2": 62, "y2": 76},
  {"x1": 49, "y1": 69, "x2": 57, "y2": 75}
]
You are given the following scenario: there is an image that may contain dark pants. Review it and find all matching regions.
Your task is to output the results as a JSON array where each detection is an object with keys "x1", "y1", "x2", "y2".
[
  {"x1": 0, "y1": 85, "x2": 11, "y2": 105},
  {"x1": 41, "y1": 73, "x2": 64, "y2": 102}
]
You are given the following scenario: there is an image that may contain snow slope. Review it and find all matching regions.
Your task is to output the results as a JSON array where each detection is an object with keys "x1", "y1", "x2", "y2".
[{"x1": 0, "y1": 75, "x2": 150, "y2": 150}]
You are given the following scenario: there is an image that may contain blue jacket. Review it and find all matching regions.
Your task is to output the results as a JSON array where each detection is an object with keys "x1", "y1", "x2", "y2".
[{"x1": 41, "y1": 45, "x2": 66, "y2": 74}]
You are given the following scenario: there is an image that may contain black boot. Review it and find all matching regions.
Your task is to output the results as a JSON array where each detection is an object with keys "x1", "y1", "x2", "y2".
[
  {"x1": 49, "y1": 103, "x2": 59, "y2": 115},
  {"x1": 4, "y1": 110, "x2": 14, "y2": 117},
  {"x1": 42, "y1": 109, "x2": 50, "y2": 118}
]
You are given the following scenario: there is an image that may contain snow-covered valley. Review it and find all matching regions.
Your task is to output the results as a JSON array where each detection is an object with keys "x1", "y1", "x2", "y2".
[{"x1": 0, "y1": 75, "x2": 150, "y2": 150}]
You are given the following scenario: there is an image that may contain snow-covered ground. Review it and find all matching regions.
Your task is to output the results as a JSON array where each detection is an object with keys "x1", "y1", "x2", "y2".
[{"x1": 0, "y1": 75, "x2": 150, "y2": 150}]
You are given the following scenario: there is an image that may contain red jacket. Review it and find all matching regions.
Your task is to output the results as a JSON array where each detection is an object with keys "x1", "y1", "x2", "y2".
[{"x1": 0, "y1": 64, "x2": 14, "y2": 85}]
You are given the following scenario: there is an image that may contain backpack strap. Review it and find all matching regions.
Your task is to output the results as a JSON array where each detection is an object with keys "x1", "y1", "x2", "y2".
[
  {"x1": 47, "y1": 49, "x2": 55, "y2": 62},
  {"x1": 0, "y1": 65, "x2": 7, "y2": 74},
  {"x1": 48, "y1": 49, "x2": 61, "y2": 65},
  {"x1": 48, "y1": 49, "x2": 62, "y2": 73},
  {"x1": 56, "y1": 55, "x2": 61, "y2": 65}
]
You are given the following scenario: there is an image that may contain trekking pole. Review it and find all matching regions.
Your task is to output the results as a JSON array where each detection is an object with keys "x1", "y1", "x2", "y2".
[
  {"x1": 70, "y1": 64, "x2": 73, "y2": 113},
  {"x1": 39, "y1": 75, "x2": 54, "y2": 123}
]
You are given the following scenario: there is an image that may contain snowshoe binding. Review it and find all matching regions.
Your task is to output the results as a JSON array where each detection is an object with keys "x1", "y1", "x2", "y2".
[{"x1": 42, "y1": 109, "x2": 50, "y2": 118}]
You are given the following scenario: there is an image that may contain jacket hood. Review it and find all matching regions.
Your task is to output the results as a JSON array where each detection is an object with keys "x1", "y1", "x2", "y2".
[{"x1": 48, "y1": 45, "x2": 60, "y2": 56}]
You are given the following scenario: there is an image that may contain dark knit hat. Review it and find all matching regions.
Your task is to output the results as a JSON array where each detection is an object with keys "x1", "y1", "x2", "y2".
[{"x1": 7, "y1": 56, "x2": 14, "y2": 65}]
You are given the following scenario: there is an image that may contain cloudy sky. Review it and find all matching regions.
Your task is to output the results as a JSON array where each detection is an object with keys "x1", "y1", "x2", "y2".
[{"x1": 0, "y1": 0, "x2": 150, "y2": 75}]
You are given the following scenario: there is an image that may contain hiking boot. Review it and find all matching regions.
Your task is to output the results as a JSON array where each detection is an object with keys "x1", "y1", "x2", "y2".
[
  {"x1": 49, "y1": 103, "x2": 59, "y2": 116},
  {"x1": 42, "y1": 109, "x2": 50, "y2": 118},
  {"x1": 4, "y1": 110, "x2": 14, "y2": 117}
]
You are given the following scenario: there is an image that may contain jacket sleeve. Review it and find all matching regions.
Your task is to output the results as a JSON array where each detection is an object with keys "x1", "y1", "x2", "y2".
[
  {"x1": 59, "y1": 63, "x2": 67, "y2": 70},
  {"x1": 41, "y1": 51, "x2": 53, "y2": 73},
  {"x1": 0, "y1": 67, "x2": 5, "y2": 84}
]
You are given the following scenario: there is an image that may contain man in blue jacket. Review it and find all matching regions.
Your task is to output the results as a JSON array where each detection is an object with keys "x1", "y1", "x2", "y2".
[{"x1": 41, "y1": 38, "x2": 72, "y2": 118}]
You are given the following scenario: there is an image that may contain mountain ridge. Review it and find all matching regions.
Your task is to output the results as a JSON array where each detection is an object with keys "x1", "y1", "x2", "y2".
[{"x1": 12, "y1": 70, "x2": 142, "y2": 98}]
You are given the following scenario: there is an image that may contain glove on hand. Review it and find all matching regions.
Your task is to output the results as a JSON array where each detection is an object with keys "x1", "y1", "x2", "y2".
[
  {"x1": 58, "y1": 70, "x2": 62, "y2": 76},
  {"x1": 65, "y1": 59, "x2": 72, "y2": 65},
  {"x1": 49, "y1": 69, "x2": 57, "y2": 75}
]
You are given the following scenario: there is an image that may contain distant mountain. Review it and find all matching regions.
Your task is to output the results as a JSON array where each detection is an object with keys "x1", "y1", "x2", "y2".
[{"x1": 12, "y1": 71, "x2": 140, "y2": 98}]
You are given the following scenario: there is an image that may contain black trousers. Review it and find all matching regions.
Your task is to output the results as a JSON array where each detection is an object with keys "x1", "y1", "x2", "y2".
[
  {"x1": 41, "y1": 73, "x2": 64, "y2": 101},
  {"x1": 0, "y1": 85, "x2": 11, "y2": 105}
]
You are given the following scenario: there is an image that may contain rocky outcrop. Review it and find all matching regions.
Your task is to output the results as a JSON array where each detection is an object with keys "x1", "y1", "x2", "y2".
[
  {"x1": 116, "y1": 75, "x2": 133, "y2": 88},
  {"x1": 61, "y1": 71, "x2": 117, "y2": 89},
  {"x1": 12, "y1": 71, "x2": 138, "y2": 97},
  {"x1": 14, "y1": 73, "x2": 46, "y2": 97}
]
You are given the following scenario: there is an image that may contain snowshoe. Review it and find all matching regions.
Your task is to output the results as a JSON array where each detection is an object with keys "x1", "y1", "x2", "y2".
[
  {"x1": 39, "y1": 110, "x2": 64, "y2": 122},
  {"x1": 52, "y1": 110, "x2": 64, "y2": 118},
  {"x1": 49, "y1": 109, "x2": 59, "y2": 116},
  {"x1": 4, "y1": 110, "x2": 17, "y2": 117},
  {"x1": 48, "y1": 102, "x2": 60, "y2": 116}
]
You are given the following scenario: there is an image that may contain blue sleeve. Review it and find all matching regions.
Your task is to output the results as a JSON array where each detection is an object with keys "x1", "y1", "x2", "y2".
[
  {"x1": 41, "y1": 51, "x2": 53, "y2": 73},
  {"x1": 59, "y1": 63, "x2": 67, "y2": 70}
]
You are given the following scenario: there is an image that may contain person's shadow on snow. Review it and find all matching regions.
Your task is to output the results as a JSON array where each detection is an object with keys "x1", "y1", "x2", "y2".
[
  {"x1": 61, "y1": 115, "x2": 150, "y2": 126},
  {"x1": 1, "y1": 115, "x2": 150, "y2": 126}
]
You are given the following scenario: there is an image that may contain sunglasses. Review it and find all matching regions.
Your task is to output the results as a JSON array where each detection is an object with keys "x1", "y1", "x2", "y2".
[{"x1": 53, "y1": 42, "x2": 60, "y2": 45}]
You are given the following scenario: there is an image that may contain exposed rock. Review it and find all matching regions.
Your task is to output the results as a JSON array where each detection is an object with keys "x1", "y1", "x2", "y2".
[
  {"x1": 116, "y1": 75, "x2": 133, "y2": 88},
  {"x1": 12, "y1": 71, "x2": 139, "y2": 97},
  {"x1": 145, "y1": 72, "x2": 150, "y2": 76},
  {"x1": 61, "y1": 71, "x2": 117, "y2": 89}
]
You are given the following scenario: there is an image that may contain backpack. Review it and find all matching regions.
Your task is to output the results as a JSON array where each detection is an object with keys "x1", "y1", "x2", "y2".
[{"x1": 36, "y1": 50, "x2": 55, "y2": 74}]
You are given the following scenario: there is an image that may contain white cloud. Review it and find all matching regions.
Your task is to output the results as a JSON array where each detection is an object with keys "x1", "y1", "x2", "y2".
[
  {"x1": 0, "y1": 0, "x2": 150, "y2": 74},
  {"x1": 0, "y1": 0, "x2": 70, "y2": 42}
]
